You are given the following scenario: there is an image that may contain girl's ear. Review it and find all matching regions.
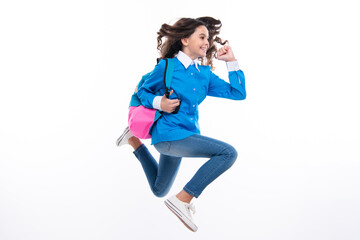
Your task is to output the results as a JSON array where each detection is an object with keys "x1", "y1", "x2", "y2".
[{"x1": 181, "y1": 38, "x2": 189, "y2": 47}]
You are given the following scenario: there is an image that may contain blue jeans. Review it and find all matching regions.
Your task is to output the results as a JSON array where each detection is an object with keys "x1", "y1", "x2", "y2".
[{"x1": 133, "y1": 134, "x2": 238, "y2": 198}]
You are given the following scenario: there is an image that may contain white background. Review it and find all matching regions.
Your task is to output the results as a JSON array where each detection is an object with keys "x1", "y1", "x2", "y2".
[{"x1": 1, "y1": 0, "x2": 359, "y2": 239}]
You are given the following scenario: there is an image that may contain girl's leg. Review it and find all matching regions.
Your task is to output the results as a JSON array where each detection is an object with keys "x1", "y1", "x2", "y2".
[
  {"x1": 155, "y1": 134, "x2": 238, "y2": 200},
  {"x1": 128, "y1": 136, "x2": 142, "y2": 150},
  {"x1": 176, "y1": 189, "x2": 194, "y2": 203},
  {"x1": 131, "y1": 137, "x2": 182, "y2": 197}
]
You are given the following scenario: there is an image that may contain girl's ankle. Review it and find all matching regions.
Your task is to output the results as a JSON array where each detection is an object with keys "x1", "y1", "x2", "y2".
[{"x1": 128, "y1": 136, "x2": 142, "y2": 150}]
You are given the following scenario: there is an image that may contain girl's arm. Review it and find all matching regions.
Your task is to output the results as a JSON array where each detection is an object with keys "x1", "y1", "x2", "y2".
[
  {"x1": 207, "y1": 45, "x2": 246, "y2": 100},
  {"x1": 137, "y1": 60, "x2": 165, "y2": 108},
  {"x1": 208, "y1": 67, "x2": 246, "y2": 100},
  {"x1": 137, "y1": 59, "x2": 180, "y2": 112}
]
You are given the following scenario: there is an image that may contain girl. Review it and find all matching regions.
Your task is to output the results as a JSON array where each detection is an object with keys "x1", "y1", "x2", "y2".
[{"x1": 116, "y1": 17, "x2": 246, "y2": 232}]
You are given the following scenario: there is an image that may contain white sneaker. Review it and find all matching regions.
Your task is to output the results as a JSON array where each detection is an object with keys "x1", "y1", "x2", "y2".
[
  {"x1": 164, "y1": 195, "x2": 198, "y2": 232},
  {"x1": 116, "y1": 127, "x2": 134, "y2": 147}
]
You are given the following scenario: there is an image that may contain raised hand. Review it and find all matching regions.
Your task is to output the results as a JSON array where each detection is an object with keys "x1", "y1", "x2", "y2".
[{"x1": 216, "y1": 45, "x2": 237, "y2": 62}]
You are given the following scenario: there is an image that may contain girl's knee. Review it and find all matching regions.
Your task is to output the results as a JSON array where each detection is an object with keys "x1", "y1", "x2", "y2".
[
  {"x1": 224, "y1": 144, "x2": 238, "y2": 167},
  {"x1": 153, "y1": 190, "x2": 167, "y2": 198},
  {"x1": 152, "y1": 183, "x2": 171, "y2": 198}
]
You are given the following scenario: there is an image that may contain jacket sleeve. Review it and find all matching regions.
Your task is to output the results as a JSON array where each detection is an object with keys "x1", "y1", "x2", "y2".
[
  {"x1": 207, "y1": 67, "x2": 246, "y2": 100},
  {"x1": 137, "y1": 60, "x2": 166, "y2": 108}
]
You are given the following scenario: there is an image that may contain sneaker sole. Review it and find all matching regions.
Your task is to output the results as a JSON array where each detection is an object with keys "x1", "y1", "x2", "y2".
[
  {"x1": 116, "y1": 127, "x2": 130, "y2": 146},
  {"x1": 164, "y1": 200, "x2": 198, "y2": 232}
]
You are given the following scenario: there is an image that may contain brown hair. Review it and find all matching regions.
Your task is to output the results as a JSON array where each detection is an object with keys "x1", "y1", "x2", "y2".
[{"x1": 157, "y1": 17, "x2": 228, "y2": 70}]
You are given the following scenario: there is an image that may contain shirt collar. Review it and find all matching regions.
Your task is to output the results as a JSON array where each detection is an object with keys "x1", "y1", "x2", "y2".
[{"x1": 176, "y1": 51, "x2": 200, "y2": 72}]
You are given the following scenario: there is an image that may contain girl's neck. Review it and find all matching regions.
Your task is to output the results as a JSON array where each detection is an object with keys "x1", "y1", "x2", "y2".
[{"x1": 181, "y1": 48, "x2": 198, "y2": 60}]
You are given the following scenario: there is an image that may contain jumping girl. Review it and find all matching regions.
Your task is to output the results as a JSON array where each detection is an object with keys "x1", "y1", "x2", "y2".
[{"x1": 116, "y1": 17, "x2": 246, "y2": 232}]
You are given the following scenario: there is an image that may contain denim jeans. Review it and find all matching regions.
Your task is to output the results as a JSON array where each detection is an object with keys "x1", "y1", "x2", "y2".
[{"x1": 133, "y1": 134, "x2": 237, "y2": 198}]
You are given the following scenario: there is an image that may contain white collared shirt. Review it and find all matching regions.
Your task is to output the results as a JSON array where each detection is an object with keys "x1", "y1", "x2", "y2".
[
  {"x1": 152, "y1": 51, "x2": 240, "y2": 110},
  {"x1": 176, "y1": 50, "x2": 240, "y2": 72},
  {"x1": 176, "y1": 51, "x2": 200, "y2": 72}
]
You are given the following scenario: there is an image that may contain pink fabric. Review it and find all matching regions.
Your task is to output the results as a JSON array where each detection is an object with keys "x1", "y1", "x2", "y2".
[{"x1": 128, "y1": 106, "x2": 157, "y2": 139}]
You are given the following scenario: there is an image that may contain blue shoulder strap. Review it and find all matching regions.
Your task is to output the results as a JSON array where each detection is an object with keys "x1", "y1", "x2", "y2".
[
  {"x1": 164, "y1": 58, "x2": 174, "y2": 97},
  {"x1": 129, "y1": 58, "x2": 174, "y2": 107},
  {"x1": 150, "y1": 58, "x2": 174, "y2": 133}
]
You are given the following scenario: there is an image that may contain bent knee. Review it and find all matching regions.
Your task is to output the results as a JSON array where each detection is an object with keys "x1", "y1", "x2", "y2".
[
  {"x1": 152, "y1": 184, "x2": 170, "y2": 198},
  {"x1": 224, "y1": 145, "x2": 238, "y2": 167},
  {"x1": 153, "y1": 191, "x2": 167, "y2": 198}
]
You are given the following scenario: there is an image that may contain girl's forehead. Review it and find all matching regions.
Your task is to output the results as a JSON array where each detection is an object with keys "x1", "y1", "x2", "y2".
[{"x1": 195, "y1": 26, "x2": 209, "y2": 36}]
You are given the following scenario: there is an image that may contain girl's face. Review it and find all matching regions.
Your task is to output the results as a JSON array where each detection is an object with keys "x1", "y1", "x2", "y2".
[{"x1": 181, "y1": 25, "x2": 209, "y2": 60}]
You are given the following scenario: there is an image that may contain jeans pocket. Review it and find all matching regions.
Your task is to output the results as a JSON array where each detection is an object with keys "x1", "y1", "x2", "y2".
[{"x1": 154, "y1": 141, "x2": 171, "y2": 153}]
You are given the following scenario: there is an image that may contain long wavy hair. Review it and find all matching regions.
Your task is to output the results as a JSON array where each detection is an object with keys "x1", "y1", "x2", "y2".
[{"x1": 157, "y1": 17, "x2": 228, "y2": 70}]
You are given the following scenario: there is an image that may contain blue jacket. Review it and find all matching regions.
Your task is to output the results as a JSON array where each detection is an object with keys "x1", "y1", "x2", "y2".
[{"x1": 137, "y1": 57, "x2": 246, "y2": 145}]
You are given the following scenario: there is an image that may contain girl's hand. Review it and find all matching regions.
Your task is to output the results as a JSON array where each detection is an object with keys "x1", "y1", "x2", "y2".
[
  {"x1": 160, "y1": 90, "x2": 180, "y2": 113},
  {"x1": 216, "y1": 45, "x2": 237, "y2": 62}
]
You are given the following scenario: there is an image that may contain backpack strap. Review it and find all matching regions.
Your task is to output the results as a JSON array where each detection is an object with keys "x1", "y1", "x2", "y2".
[
  {"x1": 163, "y1": 58, "x2": 174, "y2": 98},
  {"x1": 148, "y1": 58, "x2": 176, "y2": 134}
]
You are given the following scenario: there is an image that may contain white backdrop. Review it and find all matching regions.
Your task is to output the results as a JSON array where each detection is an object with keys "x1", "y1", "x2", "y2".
[{"x1": 1, "y1": 0, "x2": 359, "y2": 239}]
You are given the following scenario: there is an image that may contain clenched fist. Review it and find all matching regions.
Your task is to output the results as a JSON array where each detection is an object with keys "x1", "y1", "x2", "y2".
[{"x1": 216, "y1": 45, "x2": 237, "y2": 62}]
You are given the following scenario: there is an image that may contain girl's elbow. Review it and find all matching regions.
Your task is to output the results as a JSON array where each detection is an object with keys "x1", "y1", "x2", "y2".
[
  {"x1": 241, "y1": 92, "x2": 246, "y2": 100},
  {"x1": 236, "y1": 91, "x2": 246, "y2": 100}
]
